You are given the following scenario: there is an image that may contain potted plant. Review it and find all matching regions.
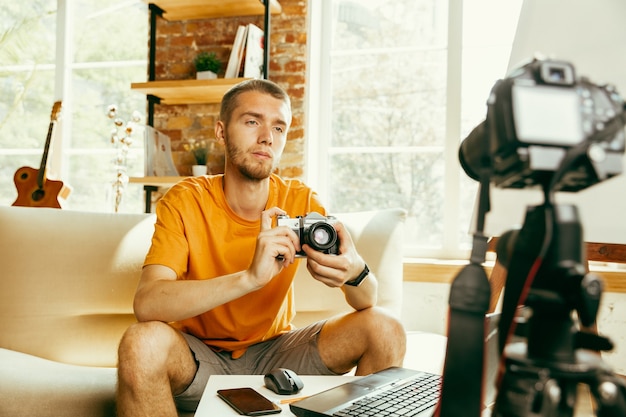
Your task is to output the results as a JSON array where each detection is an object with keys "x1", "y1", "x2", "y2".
[
  {"x1": 183, "y1": 139, "x2": 210, "y2": 176},
  {"x1": 192, "y1": 144, "x2": 208, "y2": 166},
  {"x1": 194, "y1": 51, "x2": 221, "y2": 80}
]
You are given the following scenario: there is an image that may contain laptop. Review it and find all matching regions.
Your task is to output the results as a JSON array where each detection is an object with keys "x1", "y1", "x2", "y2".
[
  {"x1": 290, "y1": 313, "x2": 501, "y2": 417},
  {"x1": 290, "y1": 366, "x2": 440, "y2": 417}
]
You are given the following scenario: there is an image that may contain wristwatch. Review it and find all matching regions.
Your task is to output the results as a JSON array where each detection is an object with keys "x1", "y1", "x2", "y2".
[{"x1": 344, "y1": 264, "x2": 369, "y2": 287}]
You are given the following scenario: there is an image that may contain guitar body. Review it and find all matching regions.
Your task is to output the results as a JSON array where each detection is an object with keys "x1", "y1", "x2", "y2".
[
  {"x1": 12, "y1": 101, "x2": 70, "y2": 209},
  {"x1": 12, "y1": 166, "x2": 66, "y2": 209}
]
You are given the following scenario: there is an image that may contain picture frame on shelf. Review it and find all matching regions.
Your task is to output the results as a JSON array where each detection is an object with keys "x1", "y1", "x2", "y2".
[{"x1": 144, "y1": 126, "x2": 180, "y2": 177}]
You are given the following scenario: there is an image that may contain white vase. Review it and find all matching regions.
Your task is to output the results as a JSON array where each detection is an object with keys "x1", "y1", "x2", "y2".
[
  {"x1": 192, "y1": 165, "x2": 208, "y2": 176},
  {"x1": 196, "y1": 71, "x2": 217, "y2": 80}
]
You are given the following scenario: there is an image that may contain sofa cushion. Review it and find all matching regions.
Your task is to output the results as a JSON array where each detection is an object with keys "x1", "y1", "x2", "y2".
[
  {"x1": 292, "y1": 208, "x2": 406, "y2": 327},
  {"x1": 0, "y1": 206, "x2": 156, "y2": 367}
]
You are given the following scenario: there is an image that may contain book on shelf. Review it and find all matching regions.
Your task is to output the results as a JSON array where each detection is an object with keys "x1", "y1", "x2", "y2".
[
  {"x1": 243, "y1": 23, "x2": 265, "y2": 79},
  {"x1": 225, "y1": 23, "x2": 265, "y2": 79},
  {"x1": 225, "y1": 25, "x2": 247, "y2": 78},
  {"x1": 144, "y1": 126, "x2": 180, "y2": 177}
]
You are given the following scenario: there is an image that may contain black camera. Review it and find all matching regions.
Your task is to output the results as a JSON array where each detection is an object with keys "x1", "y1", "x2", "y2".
[
  {"x1": 447, "y1": 58, "x2": 626, "y2": 417},
  {"x1": 276, "y1": 212, "x2": 339, "y2": 257},
  {"x1": 459, "y1": 57, "x2": 625, "y2": 191}
]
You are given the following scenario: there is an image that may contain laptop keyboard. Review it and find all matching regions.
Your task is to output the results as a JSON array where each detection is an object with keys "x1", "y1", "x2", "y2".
[{"x1": 332, "y1": 373, "x2": 441, "y2": 417}]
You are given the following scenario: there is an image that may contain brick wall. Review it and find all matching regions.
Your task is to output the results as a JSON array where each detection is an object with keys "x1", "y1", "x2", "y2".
[{"x1": 150, "y1": 0, "x2": 308, "y2": 178}]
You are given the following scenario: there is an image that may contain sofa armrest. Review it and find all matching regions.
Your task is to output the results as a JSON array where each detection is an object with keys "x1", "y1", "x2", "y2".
[{"x1": 292, "y1": 208, "x2": 406, "y2": 327}]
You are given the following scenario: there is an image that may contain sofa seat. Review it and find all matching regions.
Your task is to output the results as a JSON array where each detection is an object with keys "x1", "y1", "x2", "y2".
[{"x1": 0, "y1": 348, "x2": 117, "y2": 417}]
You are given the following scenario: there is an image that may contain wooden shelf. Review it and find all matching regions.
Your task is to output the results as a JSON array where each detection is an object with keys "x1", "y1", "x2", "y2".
[
  {"x1": 135, "y1": 1, "x2": 280, "y2": 108},
  {"x1": 130, "y1": 78, "x2": 249, "y2": 105},
  {"x1": 129, "y1": 176, "x2": 188, "y2": 186},
  {"x1": 147, "y1": 0, "x2": 282, "y2": 21}
]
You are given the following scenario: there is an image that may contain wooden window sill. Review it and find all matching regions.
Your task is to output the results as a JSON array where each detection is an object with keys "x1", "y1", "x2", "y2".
[{"x1": 403, "y1": 259, "x2": 626, "y2": 293}]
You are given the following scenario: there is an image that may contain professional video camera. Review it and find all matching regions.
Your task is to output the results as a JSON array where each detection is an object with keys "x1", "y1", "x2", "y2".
[
  {"x1": 438, "y1": 57, "x2": 626, "y2": 417},
  {"x1": 459, "y1": 58, "x2": 625, "y2": 191}
]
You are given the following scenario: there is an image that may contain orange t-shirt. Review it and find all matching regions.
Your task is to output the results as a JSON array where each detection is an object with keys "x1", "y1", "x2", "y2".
[{"x1": 144, "y1": 174, "x2": 325, "y2": 358}]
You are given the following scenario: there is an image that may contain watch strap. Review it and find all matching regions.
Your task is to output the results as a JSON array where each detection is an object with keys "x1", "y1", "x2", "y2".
[{"x1": 345, "y1": 264, "x2": 369, "y2": 287}]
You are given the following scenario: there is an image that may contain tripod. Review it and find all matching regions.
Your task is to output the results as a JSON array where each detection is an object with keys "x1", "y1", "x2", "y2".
[{"x1": 492, "y1": 190, "x2": 626, "y2": 417}]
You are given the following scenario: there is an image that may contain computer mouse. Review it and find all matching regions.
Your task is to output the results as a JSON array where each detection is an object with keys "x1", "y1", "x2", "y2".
[{"x1": 263, "y1": 368, "x2": 304, "y2": 395}]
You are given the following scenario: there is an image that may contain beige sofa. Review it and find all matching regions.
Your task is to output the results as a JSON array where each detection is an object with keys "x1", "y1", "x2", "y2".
[{"x1": 0, "y1": 205, "x2": 426, "y2": 417}]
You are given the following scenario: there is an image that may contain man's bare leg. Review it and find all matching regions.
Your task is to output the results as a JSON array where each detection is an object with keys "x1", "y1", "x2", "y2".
[
  {"x1": 317, "y1": 307, "x2": 407, "y2": 375},
  {"x1": 117, "y1": 321, "x2": 198, "y2": 417}
]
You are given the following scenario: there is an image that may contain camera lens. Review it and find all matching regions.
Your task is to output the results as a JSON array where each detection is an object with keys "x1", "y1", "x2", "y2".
[
  {"x1": 313, "y1": 228, "x2": 331, "y2": 245},
  {"x1": 459, "y1": 121, "x2": 488, "y2": 182},
  {"x1": 304, "y1": 222, "x2": 338, "y2": 252}
]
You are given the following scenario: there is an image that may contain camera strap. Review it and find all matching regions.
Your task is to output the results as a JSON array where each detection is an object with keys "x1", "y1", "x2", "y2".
[
  {"x1": 437, "y1": 259, "x2": 491, "y2": 417},
  {"x1": 437, "y1": 180, "x2": 491, "y2": 417}
]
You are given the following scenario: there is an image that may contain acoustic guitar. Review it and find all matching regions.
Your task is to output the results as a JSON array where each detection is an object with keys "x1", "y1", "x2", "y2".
[{"x1": 12, "y1": 101, "x2": 70, "y2": 208}]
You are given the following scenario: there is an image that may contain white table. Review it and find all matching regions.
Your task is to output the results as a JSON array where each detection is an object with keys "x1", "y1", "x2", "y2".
[
  {"x1": 194, "y1": 375, "x2": 360, "y2": 416},
  {"x1": 194, "y1": 332, "x2": 448, "y2": 416}
]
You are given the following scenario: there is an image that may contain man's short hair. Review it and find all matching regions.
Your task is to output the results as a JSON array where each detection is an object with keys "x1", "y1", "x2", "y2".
[{"x1": 219, "y1": 79, "x2": 292, "y2": 125}]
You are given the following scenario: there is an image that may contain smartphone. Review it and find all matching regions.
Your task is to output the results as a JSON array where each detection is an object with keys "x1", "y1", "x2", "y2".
[{"x1": 217, "y1": 387, "x2": 282, "y2": 416}]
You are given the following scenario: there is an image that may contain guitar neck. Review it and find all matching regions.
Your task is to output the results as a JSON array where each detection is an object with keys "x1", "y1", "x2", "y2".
[
  {"x1": 36, "y1": 101, "x2": 62, "y2": 189},
  {"x1": 37, "y1": 121, "x2": 56, "y2": 188}
]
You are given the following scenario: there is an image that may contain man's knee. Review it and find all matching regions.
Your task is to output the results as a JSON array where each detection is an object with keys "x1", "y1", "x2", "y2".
[
  {"x1": 319, "y1": 307, "x2": 406, "y2": 374},
  {"x1": 328, "y1": 307, "x2": 406, "y2": 355},
  {"x1": 118, "y1": 321, "x2": 179, "y2": 371},
  {"x1": 118, "y1": 321, "x2": 198, "y2": 401},
  {"x1": 358, "y1": 307, "x2": 406, "y2": 340}
]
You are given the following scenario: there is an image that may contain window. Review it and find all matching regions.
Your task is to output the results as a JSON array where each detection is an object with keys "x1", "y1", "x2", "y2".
[
  {"x1": 0, "y1": 0, "x2": 147, "y2": 213},
  {"x1": 308, "y1": 0, "x2": 522, "y2": 258}
]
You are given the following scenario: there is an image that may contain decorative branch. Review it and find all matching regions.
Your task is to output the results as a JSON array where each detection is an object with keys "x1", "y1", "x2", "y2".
[{"x1": 107, "y1": 104, "x2": 142, "y2": 212}]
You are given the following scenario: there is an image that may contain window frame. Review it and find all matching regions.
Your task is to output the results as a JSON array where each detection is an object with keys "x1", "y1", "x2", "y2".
[
  {"x1": 306, "y1": 0, "x2": 522, "y2": 260},
  {"x1": 0, "y1": 0, "x2": 148, "y2": 212},
  {"x1": 306, "y1": 0, "x2": 466, "y2": 259}
]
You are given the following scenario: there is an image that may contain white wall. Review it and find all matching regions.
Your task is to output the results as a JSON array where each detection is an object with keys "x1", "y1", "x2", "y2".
[{"x1": 485, "y1": 0, "x2": 626, "y2": 243}]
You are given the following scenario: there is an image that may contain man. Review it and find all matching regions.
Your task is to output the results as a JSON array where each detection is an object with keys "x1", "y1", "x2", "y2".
[{"x1": 117, "y1": 79, "x2": 406, "y2": 416}]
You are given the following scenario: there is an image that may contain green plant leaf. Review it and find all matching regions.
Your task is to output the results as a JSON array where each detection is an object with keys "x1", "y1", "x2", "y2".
[{"x1": 194, "y1": 51, "x2": 221, "y2": 73}]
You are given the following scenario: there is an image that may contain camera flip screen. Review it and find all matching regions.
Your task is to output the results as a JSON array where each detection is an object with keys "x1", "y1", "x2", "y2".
[{"x1": 512, "y1": 85, "x2": 584, "y2": 146}]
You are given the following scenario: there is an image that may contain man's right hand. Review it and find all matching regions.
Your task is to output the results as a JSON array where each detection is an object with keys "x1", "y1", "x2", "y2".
[
  {"x1": 134, "y1": 207, "x2": 301, "y2": 323},
  {"x1": 246, "y1": 207, "x2": 301, "y2": 289}
]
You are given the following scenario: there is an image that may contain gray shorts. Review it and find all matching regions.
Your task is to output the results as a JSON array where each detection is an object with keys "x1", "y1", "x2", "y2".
[{"x1": 174, "y1": 321, "x2": 339, "y2": 411}]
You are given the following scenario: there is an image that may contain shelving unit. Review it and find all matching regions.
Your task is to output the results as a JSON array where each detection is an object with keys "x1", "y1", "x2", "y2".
[
  {"x1": 132, "y1": 0, "x2": 282, "y2": 111},
  {"x1": 131, "y1": 1, "x2": 282, "y2": 212},
  {"x1": 130, "y1": 177, "x2": 189, "y2": 213}
]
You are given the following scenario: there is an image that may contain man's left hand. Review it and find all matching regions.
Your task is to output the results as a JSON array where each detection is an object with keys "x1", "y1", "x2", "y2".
[{"x1": 302, "y1": 221, "x2": 366, "y2": 288}]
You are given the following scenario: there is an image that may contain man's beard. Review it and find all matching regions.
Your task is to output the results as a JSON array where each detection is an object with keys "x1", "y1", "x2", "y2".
[{"x1": 225, "y1": 138, "x2": 278, "y2": 181}]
